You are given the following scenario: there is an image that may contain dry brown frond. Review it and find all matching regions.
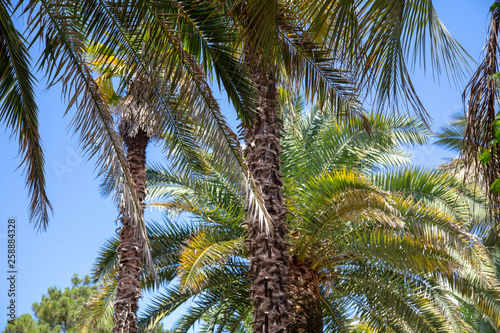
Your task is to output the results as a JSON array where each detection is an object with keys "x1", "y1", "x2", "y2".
[{"x1": 462, "y1": 5, "x2": 500, "y2": 234}]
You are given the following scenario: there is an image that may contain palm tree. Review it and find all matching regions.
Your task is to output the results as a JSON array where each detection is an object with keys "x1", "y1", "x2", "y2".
[
  {"x1": 214, "y1": 1, "x2": 473, "y2": 330},
  {"x1": 88, "y1": 101, "x2": 499, "y2": 332},
  {"x1": 5, "y1": 0, "x2": 257, "y2": 235},
  {"x1": 22, "y1": 0, "x2": 257, "y2": 331},
  {"x1": 2, "y1": 5, "x2": 172, "y2": 330},
  {"x1": 80, "y1": 3, "x2": 352, "y2": 332}
]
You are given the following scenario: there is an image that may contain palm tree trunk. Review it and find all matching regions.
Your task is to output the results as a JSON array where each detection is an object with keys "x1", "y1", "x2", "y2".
[
  {"x1": 288, "y1": 259, "x2": 323, "y2": 333},
  {"x1": 113, "y1": 126, "x2": 149, "y2": 333},
  {"x1": 244, "y1": 51, "x2": 292, "y2": 333}
]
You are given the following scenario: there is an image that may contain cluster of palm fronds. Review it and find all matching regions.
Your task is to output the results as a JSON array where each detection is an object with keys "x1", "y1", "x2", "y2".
[
  {"x1": 84, "y1": 96, "x2": 500, "y2": 332},
  {"x1": 2, "y1": 0, "x2": 471, "y2": 229},
  {"x1": 4, "y1": 0, "x2": 500, "y2": 332}
]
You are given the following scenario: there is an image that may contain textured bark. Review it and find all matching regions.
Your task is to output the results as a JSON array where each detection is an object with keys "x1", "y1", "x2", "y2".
[
  {"x1": 113, "y1": 128, "x2": 149, "y2": 333},
  {"x1": 113, "y1": 76, "x2": 153, "y2": 333},
  {"x1": 288, "y1": 259, "x2": 323, "y2": 333},
  {"x1": 244, "y1": 51, "x2": 292, "y2": 333}
]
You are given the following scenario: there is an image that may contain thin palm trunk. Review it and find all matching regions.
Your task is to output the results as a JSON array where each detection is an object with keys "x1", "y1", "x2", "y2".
[
  {"x1": 114, "y1": 127, "x2": 148, "y2": 333},
  {"x1": 113, "y1": 79, "x2": 151, "y2": 333},
  {"x1": 288, "y1": 259, "x2": 323, "y2": 333},
  {"x1": 244, "y1": 51, "x2": 292, "y2": 333}
]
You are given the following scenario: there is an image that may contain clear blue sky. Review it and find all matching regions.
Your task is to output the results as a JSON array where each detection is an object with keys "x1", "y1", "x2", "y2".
[{"x1": 0, "y1": 0, "x2": 494, "y2": 330}]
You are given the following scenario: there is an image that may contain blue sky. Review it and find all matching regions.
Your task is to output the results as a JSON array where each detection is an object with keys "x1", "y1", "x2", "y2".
[{"x1": 0, "y1": 0, "x2": 494, "y2": 330}]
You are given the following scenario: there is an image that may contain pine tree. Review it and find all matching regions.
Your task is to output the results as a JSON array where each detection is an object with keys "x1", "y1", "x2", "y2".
[{"x1": 3, "y1": 274, "x2": 170, "y2": 333}]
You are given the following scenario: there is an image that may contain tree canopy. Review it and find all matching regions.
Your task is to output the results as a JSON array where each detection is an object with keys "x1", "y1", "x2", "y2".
[{"x1": 2, "y1": 274, "x2": 171, "y2": 333}]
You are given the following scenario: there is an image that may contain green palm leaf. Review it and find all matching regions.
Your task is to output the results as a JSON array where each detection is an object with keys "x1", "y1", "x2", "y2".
[
  {"x1": 305, "y1": 0, "x2": 472, "y2": 119},
  {"x1": 0, "y1": 1, "x2": 51, "y2": 229}
]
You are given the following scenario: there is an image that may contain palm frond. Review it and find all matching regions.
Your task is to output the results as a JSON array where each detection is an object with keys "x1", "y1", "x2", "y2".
[
  {"x1": 171, "y1": 0, "x2": 257, "y2": 127},
  {"x1": 0, "y1": 1, "x2": 51, "y2": 229},
  {"x1": 434, "y1": 113, "x2": 466, "y2": 153},
  {"x1": 277, "y1": 12, "x2": 359, "y2": 112},
  {"x1": 462, "y1": 5, "x2": 500, "y2": 223},
  {"x1": 140, "y1": 268, "x2": 248, "y2": 332},
  {"x1": 305, "y1": 0, "x2": 472, "y2": 120},
  {"x1": 178, "y1": 229, "x2": 245, "y2": 292},
  {"x1": 282, "y1": 112, "x2": 430, "y2": 182},
  {"x1": 80, "y1": 274, "x2": 116, "y2": 331},
  {"x1": 370, "y1": 167, "x2": 484, "y2": 223}
]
